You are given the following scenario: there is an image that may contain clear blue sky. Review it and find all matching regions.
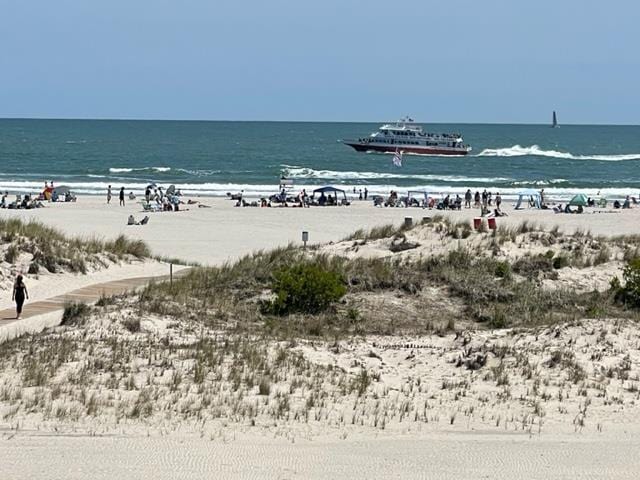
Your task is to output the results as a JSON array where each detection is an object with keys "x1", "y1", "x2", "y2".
[{"x1": 1, "y1": 0, "x2": 638, "y2": 124}]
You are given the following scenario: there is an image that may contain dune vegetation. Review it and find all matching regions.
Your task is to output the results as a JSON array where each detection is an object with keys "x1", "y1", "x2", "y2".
[{"x1": 1, "y1": 218, "x2": 640, "y2": 438}]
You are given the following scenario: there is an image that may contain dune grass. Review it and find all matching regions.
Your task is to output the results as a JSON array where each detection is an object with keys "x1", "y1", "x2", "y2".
[
  {"x1": 138, "y1": 221, "x2": 629, "y2": 338},
  {"x1": 0, "y1": 217, "x2": 150, "y2": 273}
]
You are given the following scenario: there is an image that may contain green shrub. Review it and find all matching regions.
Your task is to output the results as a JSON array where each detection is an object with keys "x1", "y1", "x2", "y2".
[
  {"x1": 266, "y1": 262, "x2": 346, "y2": 315},
  {"x1": 553, "y1": 255, "x2": 570, "y2": 270},
  {"x1": 615, "y1": 257, "x2": 640, "y2": 307}
]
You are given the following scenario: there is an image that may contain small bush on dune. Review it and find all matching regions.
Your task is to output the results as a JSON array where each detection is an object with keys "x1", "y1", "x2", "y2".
[
  {"x1": 613, "y1": 257, "x2": 640, "y2": 308},
  {"x1": 4, "y1": 244, "x2": 19, "y2": 263},
  {"x1": 61, "y1": 302, "x2": 91, "y2": 326},
  {"x1": 553, "y1": 254, "x2": 570, "y2": 270},
  {"x1": 266, "y1": 262, "x2": 347, "y2": 315}
]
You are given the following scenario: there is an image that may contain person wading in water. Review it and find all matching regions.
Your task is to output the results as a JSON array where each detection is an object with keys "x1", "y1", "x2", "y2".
[{"x1": 12, "y1": 275, "x2": 29, "y2": 319}]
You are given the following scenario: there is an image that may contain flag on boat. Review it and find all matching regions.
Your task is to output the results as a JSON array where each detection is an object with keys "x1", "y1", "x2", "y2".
[{"x1": 392, "y1": 149, "x2": 403, "y2": 167}]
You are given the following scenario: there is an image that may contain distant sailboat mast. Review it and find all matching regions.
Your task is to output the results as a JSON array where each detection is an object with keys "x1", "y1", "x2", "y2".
[{"x1": 552, "y1": 111, "x2": 559, "y2": 128}]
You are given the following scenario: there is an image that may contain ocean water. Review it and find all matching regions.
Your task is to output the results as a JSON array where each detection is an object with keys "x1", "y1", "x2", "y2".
[{"x1": 1, "y1": 119, "x2": 640, "y2": 199}]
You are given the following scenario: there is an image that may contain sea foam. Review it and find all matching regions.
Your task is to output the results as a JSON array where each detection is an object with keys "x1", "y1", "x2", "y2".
[{"x1": 477, "y1": 145, "x2": 640, "y2": 161}]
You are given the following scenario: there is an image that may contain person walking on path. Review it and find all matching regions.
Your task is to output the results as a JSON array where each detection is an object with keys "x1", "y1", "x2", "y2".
[
  {"x1": 119, "y1": 187, "x2": 125, "y2": 207},
  {"x1": 12, "y1": 275, "x2": 28, "y2": 320},
  {"x1": 107, "y1": 185, "x2": 112, "y2": 204}
]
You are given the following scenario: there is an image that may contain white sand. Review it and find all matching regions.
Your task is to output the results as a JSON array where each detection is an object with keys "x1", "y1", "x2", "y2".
[
  {"x1": 2, "y1": 196, "x2": 640, "y2": 265},
  {"x1": 1, "y1": 431, "x2": 638, "y2": 479}
]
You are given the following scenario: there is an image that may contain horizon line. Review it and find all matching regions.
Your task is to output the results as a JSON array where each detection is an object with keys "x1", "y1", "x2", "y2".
[{"x1": 0, "y1": 116, "x2": 639, "y2": 127}]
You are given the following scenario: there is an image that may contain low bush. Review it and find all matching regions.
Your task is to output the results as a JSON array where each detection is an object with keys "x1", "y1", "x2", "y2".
[
  {"x1": 266, "y1": 262, "x2": 347, "y2": 315},
  {"x1": 613, "y1": 257, "x2": 640, "y2": 308},
  {"x1": 553, "y1": 254, "x2": 570, "y2": 270}
]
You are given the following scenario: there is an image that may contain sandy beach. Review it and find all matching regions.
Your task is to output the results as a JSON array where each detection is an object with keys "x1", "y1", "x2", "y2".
[
  {"x1": 2, "y1": 431, "x2": 639, "y2": 480},
  {"x1": 1, "y1": 195, "x2": 639, "y2": 265},
  {"x1": 2, "y1": 198, "x2": 640, "y2": 479}
]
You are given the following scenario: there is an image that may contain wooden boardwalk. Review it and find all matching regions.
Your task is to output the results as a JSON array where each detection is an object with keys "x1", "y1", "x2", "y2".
[{"x1": 0, "y1": 270, "x2": 188, "y2": 327}]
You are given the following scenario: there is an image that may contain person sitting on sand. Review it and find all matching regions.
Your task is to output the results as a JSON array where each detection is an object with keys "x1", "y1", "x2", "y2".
[
  {"x1": 318, "y1": 192, "x2": 327, "y2": 206},
  {"x1": 613, "y1": 200, "x2": 621, "y2": 209},
  {"x1": 564, "y1": 204, "x2": 574, "y2": 214},
  {"x1": 127, "y1": 215, "x2": 136, "y2": 225},
  {"x1": 12, "y1": 275, "x2": 29, "y2": 320},
  {"x1": 129, "y1": 192, "x2": 136, "y2": 200},
  {"x1": 623, "y1": 196, "x2": 631, "y2": 209},
  {"x1": 493, "y1": 207, "x2": 507, "y2": 217}
]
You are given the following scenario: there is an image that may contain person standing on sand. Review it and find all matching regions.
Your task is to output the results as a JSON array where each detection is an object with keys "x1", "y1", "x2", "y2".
[
  {"x1": 364, "y1": 188, "x2": 368, "y2": 201},
  {"x1": 12, "y1": 275, "x2": 28, "y2": 320},
  {"x1": 464, "y1": 189, "x2": 472, "y2": 208},
  {"x1": 107, "y1": 185, "x2": 112, "y2": 204},
  {"x1": 119, "y1": 187, "x2": 125, "y2": 206}
]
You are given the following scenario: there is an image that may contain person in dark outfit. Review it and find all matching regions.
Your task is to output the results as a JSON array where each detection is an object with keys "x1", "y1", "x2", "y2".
[
  {"x1": 119, "y1": 187, "x2": 125, "y2": 206},
  {"x1": 12, "y1": 275, "x2": 29, "y2": 319}
]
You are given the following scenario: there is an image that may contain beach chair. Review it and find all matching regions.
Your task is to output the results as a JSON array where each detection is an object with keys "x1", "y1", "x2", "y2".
[
  {"x1": 597, "y1": 198, "x2": 607, "y2": 208},
  {"x1": 137, "y1": 215, "x2": 150, "y2": 225}
]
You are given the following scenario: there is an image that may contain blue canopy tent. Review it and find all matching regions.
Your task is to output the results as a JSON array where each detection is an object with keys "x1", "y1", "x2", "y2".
[
  {"x1": 514, "y1": 189, "x2": 542, "y2": 209},
  {"x1": 312, "y1": 186, "x2": 349, "y2": 206}
]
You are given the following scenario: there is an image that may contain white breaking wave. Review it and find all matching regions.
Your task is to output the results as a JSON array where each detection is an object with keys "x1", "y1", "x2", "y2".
[
  {"x1": 477, "y1": 145, "x2": 640, "y2": 161},
  {"x1": 109, "y1": 167, "x2": 172, "y2": 173},
  {"x1": 283, "y1": 166, "x2": 511, "y2": 184}
]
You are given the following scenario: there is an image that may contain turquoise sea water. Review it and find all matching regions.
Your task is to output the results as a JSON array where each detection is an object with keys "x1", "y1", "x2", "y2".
[{"x1": 1, "y1": 119, "x2": 640, "y2": 199}]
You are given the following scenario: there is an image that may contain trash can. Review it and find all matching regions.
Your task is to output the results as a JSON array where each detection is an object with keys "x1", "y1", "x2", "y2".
[
  {"x1": 488, "y1": 217, "x2": 497, "y2": 230},
  {"x1": 473, "y1": 217, "x2": 482, "y2": 230}
]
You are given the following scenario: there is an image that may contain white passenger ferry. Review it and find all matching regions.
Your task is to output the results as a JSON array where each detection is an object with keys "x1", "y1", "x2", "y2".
[{"x1": 342, "y1": 117, "x2": 471, "y2": 156}]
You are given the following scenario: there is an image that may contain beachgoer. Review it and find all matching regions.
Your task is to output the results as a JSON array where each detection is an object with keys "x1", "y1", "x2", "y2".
[
  {"x1": 107, "y1": 185, "x2": 112, "y2": 204},
  {"x1": 464, "y1": 189, "x2": 472, "y2": 208},
  {"x1": 496, "y1": 193, "x2": 502, "y2": 209},
  {"x1": 129, "y1": 192, "x2": 136, "y2": 200},
  {"x1": 145, "y1": 187, "x2": 151, "y2": 203},
  {"x1": 119, "y1": 187, "x2": 125, "y2": 206},
  {"x1": 12, "y1": 275, "x2": 28, "y2": 320},
  {"x1": 474, "y1": 191, "x2": 480, "y2": 207},
  {"x1": 359, "y1": 190, "x2": 363, "y2": 201},
  {"x1": 540, "y1": 188, "x2": 545, "y2": 205},
  {"x1": 364, "y1": 188, "x2": 368, "y2": 201}
]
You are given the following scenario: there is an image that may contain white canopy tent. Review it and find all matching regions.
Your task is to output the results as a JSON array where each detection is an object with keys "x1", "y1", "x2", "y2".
[{"x1": 514, "y1": 189, "x2": 542, "y2": 209}]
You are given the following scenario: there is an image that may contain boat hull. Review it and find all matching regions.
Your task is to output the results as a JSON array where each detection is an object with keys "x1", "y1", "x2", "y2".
[{"x1": 344, "y1": 142, "x2": 470, "y2": 156}]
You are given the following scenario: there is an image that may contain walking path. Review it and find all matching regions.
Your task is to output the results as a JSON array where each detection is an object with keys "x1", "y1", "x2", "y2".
[{"x1": 0, "y1": 269, "x2": 189, "y2": 331}]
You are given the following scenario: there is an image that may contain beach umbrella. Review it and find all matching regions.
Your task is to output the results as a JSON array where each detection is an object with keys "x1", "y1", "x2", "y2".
[{"x1": 569, "y1": 194, "x2": 588, "y2": 206}]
